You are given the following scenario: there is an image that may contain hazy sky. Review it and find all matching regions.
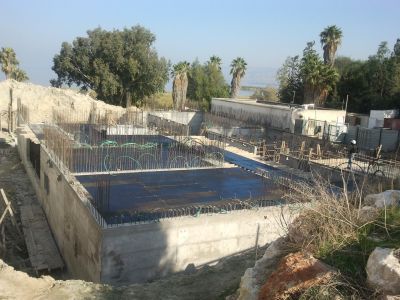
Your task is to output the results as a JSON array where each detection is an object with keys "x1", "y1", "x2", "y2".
[{"x1": 1, "y1": 0, "x2": 399, "y2": 86}]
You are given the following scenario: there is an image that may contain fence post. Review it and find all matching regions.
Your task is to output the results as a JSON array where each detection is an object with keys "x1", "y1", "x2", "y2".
[
  {"x1": 378, "y1": 128, "x2": 383, "y2": 148},
  {"x1": 355, "y1": 125, "x2": 359, "y2": 144}
]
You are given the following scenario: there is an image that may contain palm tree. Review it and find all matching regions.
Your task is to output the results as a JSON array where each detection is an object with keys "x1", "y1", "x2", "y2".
[
  {"x1": 0, "y1": 47, "x2": 19, "y2": 79},
  {"x1": 172, "y1": 61, "x2": 190, "y2": 110},
  {"x1": 301, "y1": 42, "x2": 339, "y2": 104},
  {"x1": 208, "y1": 55, "x2": 222, "y2": 70},
  {"x1": 230, "y1": 57, "x2": 247, "y2": 98},
  {"x1": 320, "y1": 25, "x2": 343, "y2": 66},
  {"x1": 12, "y1": 68, "x2": 29, "y2": 82}
]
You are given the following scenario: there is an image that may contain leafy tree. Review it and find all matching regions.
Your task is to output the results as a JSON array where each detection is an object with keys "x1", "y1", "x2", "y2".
[
  {"x1": 320, "y1": 25, "x2": 343, "y2": 66},
  {"x1": 172, "y1": 61, "x2": 190, "y2": 110},
  {"x1": 230, "y1": 57, "x2": 247, "y2": 98},
  {"x1": 187, "y1": 58, "x2": 229, "y2": 110},
  {"x1": 250, "y1": 87, "x2": 279, "y2": 101},
  {"x1": 51, "y1": 26, "x2": 169, "y2": 107},
  {"x1": 301, "y1": 42, "x2": 339, "y2": 104},
  {"x1": 276, "y1": 56, "x2": 302, "y2": 103},
  {"x1": 0, "y1": 47, "x2": 29, "y2": 81},
  {"x1": 277, "y1": 42, "x2": 338, "y2": 105},
  {"x1": 335, "y1": 40, "x2": 400, "y2": 113}
]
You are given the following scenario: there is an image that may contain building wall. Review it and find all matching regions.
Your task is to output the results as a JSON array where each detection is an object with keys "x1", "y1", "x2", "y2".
[
  {"x1": 296, "y1": 109, "x2": 346, "y2": 125},
  {"x1": 368, "y1": 109, "x2": 399, "y2": 128},
  {"x1": 211, "y1": 98, "x2": 345, "y2": 134},
  {"x1": 212, "y1": 98, "x2": 293, "y2": 131},
  {"x1": 17, "y1": 127, "x2": 103, "y2": 282},
  {"x1": 101, "y1": 206, "x2": 293, "y2": 284}
]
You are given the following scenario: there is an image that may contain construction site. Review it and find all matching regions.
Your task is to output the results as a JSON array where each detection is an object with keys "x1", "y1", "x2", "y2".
[{"x1": 1, "y1": 81, "x2": 400, "y2": 290}]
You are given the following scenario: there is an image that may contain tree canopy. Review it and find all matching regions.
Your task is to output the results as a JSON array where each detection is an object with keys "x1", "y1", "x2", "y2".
[
  {"x1": 277, "y1": 41, "x2": 338, "y2": 105},
  {"x1": 51, "y1": 26, "x2": 169, "y2": 107},
  {"x1": 186, "y1": 57, "x2": 229, "y2": 110},
  {"x1": 250, "y1": 87, "x2": 279, "y2": 101},
  {"x1": 335, "y1": 40, "x2": 400, "y2": 113},
  {"x1": 0, "y1": 47, "x2": 29, "y2": 82},
  {"x1": 320, "y1": 25, "x2": 343, "y2": 66}
]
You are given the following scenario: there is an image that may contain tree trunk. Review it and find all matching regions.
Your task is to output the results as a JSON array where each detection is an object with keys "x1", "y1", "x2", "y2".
[
  {"x1": 125, "y1": 90, "x2": 132, "y2": 108},
  {"x1": 180, "y1": 74, "x2": 188, "y2": 110},
  {"x1": 172, "y1": 76, "x2": 180, "y2": 110},
  {"x1": 230, "y1": 75, "x2": 241, "y2": 98}
]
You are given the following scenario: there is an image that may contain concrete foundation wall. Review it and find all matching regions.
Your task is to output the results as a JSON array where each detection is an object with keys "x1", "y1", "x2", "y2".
[
  {"x1": 148, "y1": 111, "x2": 204, "y2": 134},
  {"x1": 101, "y1": 206, "x2": 292, "y2": 284},
  {"x1": 17, "y1": 127, "x2": 103, "y2": 282}
]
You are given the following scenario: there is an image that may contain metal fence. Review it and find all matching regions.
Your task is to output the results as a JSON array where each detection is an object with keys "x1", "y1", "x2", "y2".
[
  {"x1": 345, "y1": 125, "x2": 400, "y2": 152},
  {"x1": 104, "y1": 199, "x2": 285, "y2": 227}
]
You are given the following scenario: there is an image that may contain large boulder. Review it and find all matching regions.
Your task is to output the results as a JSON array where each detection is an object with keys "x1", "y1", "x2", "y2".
[
  {"x1": 366, "y1": 247, "x2": 400, "y2": 294},
  {"x1": 364, "y1": 190, "x2": 400, "y2": 208},
  {"x1": 258, "y1": 252, "x2": 335, "y2": 300}
]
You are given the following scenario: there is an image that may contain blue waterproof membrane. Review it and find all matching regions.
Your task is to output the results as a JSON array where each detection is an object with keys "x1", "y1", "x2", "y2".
[{"x1": 76, "y1": 167, "x2": 281, "y2": 214}]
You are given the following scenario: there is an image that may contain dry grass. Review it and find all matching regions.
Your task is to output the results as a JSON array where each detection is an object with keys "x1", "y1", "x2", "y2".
[{"x1": 282, "y1": 173, "x2": 400, "y2": 299}]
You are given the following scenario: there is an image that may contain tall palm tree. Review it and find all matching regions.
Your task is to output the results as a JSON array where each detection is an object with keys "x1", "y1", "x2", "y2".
[
  {"x1": 230, "y1": 57, "x2": 247, "y2": 98},
  {"x1": 0, "y1": 47, "x2": 18, "y2": 79},
  {"x1": 172, "y1": 61, "x2": 190, "y2": 110},
  {"x1": 208, "y1": 55, "x2": 222, "y2": 70},
  {"x1": 320, "y1": 25, "x2": 343, "y2": 66}
]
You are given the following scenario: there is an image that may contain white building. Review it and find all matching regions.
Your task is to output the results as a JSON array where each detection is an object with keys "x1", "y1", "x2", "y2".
[
  {"x1": 211, "y1": 98, "x2": 346, "y2": 136},
  {"x1": 368, "y1": 109, "x2": 399, "y2": 128}
]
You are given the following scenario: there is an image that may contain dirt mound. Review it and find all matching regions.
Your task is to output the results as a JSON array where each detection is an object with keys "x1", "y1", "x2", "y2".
[
  {"x1": 0, "y1": 243, "x2": 261, "y2": 300},
  {"x1": 0, "y1": 259, "x2": 112, "y2": 300},
  {"x1": 0, "y1": 80, "x2": 125, "y2": 123}
]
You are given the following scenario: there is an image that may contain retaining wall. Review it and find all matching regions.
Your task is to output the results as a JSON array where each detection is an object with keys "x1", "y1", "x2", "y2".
[
  {"x1": 17, "y1": 127, "x2": 103, "y2": 282},
  {"x1": 101, "y1": 206, "x2": 293, "y2": 284}
]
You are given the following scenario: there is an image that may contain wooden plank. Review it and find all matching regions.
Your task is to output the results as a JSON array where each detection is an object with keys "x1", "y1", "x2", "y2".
[
  {"x1": 20, "y1": 204, "x2": 64, "y2": 272},
  {"x1": 0, "y1": 189, "x2": 22, "y2": 237}
]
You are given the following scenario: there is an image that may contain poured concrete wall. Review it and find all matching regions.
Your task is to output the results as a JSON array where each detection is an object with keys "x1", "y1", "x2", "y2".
[
  {"x1": 147, "y1": 111, "x2": 204, "y2": 135},
  {"x1": 17, "y1": 127, "x2": 103, "y2": 282},
  {"x1": 101, "y1": 206, "x2": 293, "y2": 284},
  {"x1": 211, "y1": 98, "x2": 345, "y2": 134}
]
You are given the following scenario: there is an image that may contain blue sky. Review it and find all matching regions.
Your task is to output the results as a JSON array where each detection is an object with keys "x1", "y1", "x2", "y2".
[{"x1": 1, "y1": 0, "x2": 399, "y2": 86}]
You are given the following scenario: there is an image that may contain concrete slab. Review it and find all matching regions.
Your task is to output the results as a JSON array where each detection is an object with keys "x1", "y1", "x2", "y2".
[{"x1": 77, "y1": 167, "x2": 281, "y2": 214}]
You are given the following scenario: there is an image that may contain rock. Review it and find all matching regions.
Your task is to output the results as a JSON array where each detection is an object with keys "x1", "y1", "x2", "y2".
[
  {"x1": 366, "y1": 247, "x2": 400, "y2": 294},
  {"x1": 359, "y1": 206, "x2": 379, "y2": 223},
  {"x1": 237, "y1": 237, "x2": 287, "y2": 300},
  {"x1": 184, "y1": 263, "x2": 196, "y2": 275},
  {"x1": 258, "y1": 252, "x2": 336, "y2": 300},
  {"x1": 364, "y1": 190, "x2": 400, "y2": 208}
]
